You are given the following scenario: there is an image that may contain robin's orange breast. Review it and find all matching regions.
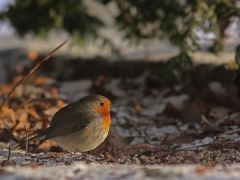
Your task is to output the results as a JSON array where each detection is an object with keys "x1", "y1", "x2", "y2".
[{"x1": 95, "y1": 99, "x2": 111, "y2": 132}]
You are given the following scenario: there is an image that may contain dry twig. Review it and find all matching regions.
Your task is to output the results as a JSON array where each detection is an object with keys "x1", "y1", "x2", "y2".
[
  {"x1": 201, "y1": 115, "x2": 216, "y2": 129},
  {"x1": 24, "y1": 125, "x2": 29, "y2": 157},
  {"x1": 0, "y1": 41, "x2": 67, "y2": 111},
  {"x1": 105, "y1": 152, "x2": 120, "y2": 164},
  {"x1": 7, "y1": 144, "x2": 11, "y2": 161},
  {"x1": 224, "y1": 128, "x2": 240, "y2": 135}
]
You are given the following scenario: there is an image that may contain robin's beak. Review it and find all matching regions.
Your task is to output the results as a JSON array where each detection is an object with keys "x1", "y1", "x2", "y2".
[{"x1": 110, "y1": 103, "x2": 117, "y2": 107}]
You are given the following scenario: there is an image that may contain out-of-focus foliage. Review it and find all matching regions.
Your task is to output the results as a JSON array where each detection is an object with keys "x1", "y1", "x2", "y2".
[
  {"x1": 0, "y1": 0, "x2": 239, "y2": 78},
  {"x1": 236, "y1": 45, "x2": 240, "y2": 65},
  {"x1": 0, "y1": 0, "x2": 112, "y2": 47},
  {"x1": 1, "y1": 0, "x2": 239, "y2": 51},
  {"x1": 108, "y1": 0, "x2": 239, "y2": 52},
  {"x1": 104, "y1": 0, "x2": 239, "y2": 82}
]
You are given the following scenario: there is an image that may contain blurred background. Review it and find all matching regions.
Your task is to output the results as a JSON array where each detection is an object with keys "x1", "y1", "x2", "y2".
[{"x1": 0, "y1": 0, "x2": 239, "y2": 83}]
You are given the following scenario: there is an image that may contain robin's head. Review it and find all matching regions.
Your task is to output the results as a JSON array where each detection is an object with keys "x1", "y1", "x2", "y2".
[
  {"x1": 80, "y1": 95, "x2": 111, "y2": 116},
  {"x1": 80, "y1": 95, "x2": 112, "y2": 132}
]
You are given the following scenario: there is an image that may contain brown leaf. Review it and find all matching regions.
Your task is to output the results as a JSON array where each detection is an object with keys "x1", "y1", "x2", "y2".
[
  {"x1": 118, "y1": 143, "x2": 153, "y2": 157},
  {"x1": 38, "y1": 140, "x2": 58, "y2": 153},
  {"x1": 0, "y1": 169, "x2": 9, "y2": 175},
  {"x1": 90, "y1": 140, "x2": 111, "y2": 155},
  {"x1": 171, "y1": 135, "x2": 194, "y2": 144},
  {"x1": 30, "y1": 162, "x2": 38, "y2": 169},
  {"x1": 33, "y1": 77, "x2": 56, "y2": 85},
  {"x1": 181, "y1": 97, "x2": 209, "y2": 122},
  {"x1": 108, "y1": 136, "x2": 134, "y2": 150},
  {"x1": 92, "y1": 132, "x2": 134, "y2": 154},
  {"x1": 52, "y1": 87, "x2": 58, "y2": 99},
  {"x1": 15, "y1": 109, "x2": 30, "y2": 131},
  {"x1": 108, "y1": 130, "x2": 119, "y2": 138},
  {"x1": 0, "y1": 128, "x2": 11, "y2": 142},
  {"x1": 28, "y1": 50, "x2": 38, "y2": 61},
  {"x1": 118, "y1": 147, "x2": 140, "y2": 157},
  {"x1": 200, "y1": 130, "x2": 223, "y2": 138},
  {"x1": 135, "y1": 142, "x2": 153, "y2": 149},
  {"x1": 34, "y1": 117, "x2": 50, "y2": 134},
  {"x1": 135, "y1": 105, "x2": 141, "y2": 116},
  {"x1": 202, "y1": 87, "x2": 240, "y2": 111},
  {"x1": 184, "y1": 156, "x2": 198, "y2": 164},
  {"x1": 161, "y1": 134, "x2": 176, "y2": 145},
  {"x1": 105, "y1": 152, "x2": 120, "y2": 164},
  {"x1": 0, "y1": 84, "x2": 12, "y2": 96},
  {"x1": 190, "y1": 97, "x2": 209, "y2": 117},
  {"x1": 196, "y1": 164, "x2": 214, "y2": 176},
  {"x1": 229, "y1": 113, "x2": 240, "y2": 125},
  {"x1": 0, "y1": 107, "x2": 16, "y2": 129},
  {"x1": 163, "y1": 102, "x2": 180, "y2": 118},
  {"x1": 44, "y1": 106, "x2": 60, "y2": 116},
  {"x1": 209, "y1": 107, "x2": 232, "y2": 121},
  {"x1": 181, "y1": 83, "x2": 201, "y2": 98},
  {"x1": 56, "y1": 99, "x2": 66, "y2": 109},
  {"x1": 154, "y1": 150, "x2": 165, "y2": 158},
  {"x1": 1, "y1": 160, "x2": 15, "y2": 167},
  {"x1": 25, "y1": 108, "x2": 40, "y2": 120}
]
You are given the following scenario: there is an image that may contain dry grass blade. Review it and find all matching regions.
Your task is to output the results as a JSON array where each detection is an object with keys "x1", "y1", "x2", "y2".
[
  {"x1": 0, "y1": 41, "x2": 67, "y2": 111},
  {"x1": 105, "y1": 152, "x2": 120, "y2": 164},
  {"x1": 24, "y1": 125, "x2": 29, "y2": 157},
  {"x1": 201, "y1": 115, "x2": 216, "y2": 129},
  {"x1": 224, "y1": 128, "x2": 240, "y2": 135},
  {"x1": 7, "y1": 145, "x2": 11, "y2": 161}
]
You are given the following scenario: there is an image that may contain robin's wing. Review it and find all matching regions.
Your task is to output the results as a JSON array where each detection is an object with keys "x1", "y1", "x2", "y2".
[
  {"x1": 16, "y1": 110, "x2": 93, "y2": 148},
  {"x1": 42, "y1": 110, "x2": 94, "y2": 140}
]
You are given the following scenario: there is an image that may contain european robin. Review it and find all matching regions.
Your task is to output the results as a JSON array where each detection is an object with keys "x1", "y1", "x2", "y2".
[{"x1": 18, "y1": 95, "x2": 113, "y2": 152}]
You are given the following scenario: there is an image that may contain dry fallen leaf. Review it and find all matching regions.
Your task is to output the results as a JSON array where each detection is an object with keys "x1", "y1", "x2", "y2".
[
  {"x1": 43, "y1": 106, "x2": 60, "y2": 116},
  {"x1": 163, "y1": 102, "x2": 180, "y2": 118},
  {"x1": 209, "y1": 107, "x2": 232, "y2": 121},
  {"x1": 15, "y1": 109, "x2": 30, "y2": 131},
  {"x1": 171, "y1": 135, "x2": 194, "y2": 144},
  {"x1": 196, "y1": 164, "x2": 214, "y2": 176},
  {"x1": 0, "y1": 128, "x2": 11, "y2": 142},
  {"x1": 154, "y1": 150, "x2": 165, "y2": 158},
  {"x1": 161, "y1": 134, "x2": 176, "y2": 145},
  {"x1": 30, "y1": 162, "x2": 38, "y2": 169},
  {"x1": 52, "y1": 87, "x2": 58, "y2": 99},
  {"x1": 38, "y1": 140, "x2": 58, "y2": 153},
  {"x1": 28, "y1": 50, "x2": 38, "y2": 61},
  {"x1": 0, "y1": 84, "x2": 12, "y2": 96},
  {"x1": 25, "y1": 108, "x2": 40, "y2": 120},
  {"x1": 33, "y1": 77, "x2": 56, "y2": 85},
  {"x1": 0, "y1": 107, "x2": 16, "y2": 129},
  {"x1": 183, "y1": 156, "x2": 198, "y2": 164}
]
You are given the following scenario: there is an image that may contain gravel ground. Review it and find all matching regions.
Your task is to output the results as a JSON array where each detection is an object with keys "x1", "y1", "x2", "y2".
[{"x1": 1, "y1": 147, "x2": 240, "y2": 180}]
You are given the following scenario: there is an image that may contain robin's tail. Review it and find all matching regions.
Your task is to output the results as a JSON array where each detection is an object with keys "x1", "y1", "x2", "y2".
[{"x1": 15, "y1": 131, "x2": 48, "y2": 149}]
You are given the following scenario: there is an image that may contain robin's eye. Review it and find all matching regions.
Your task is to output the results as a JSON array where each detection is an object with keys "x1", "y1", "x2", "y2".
[{"x1": 100, "y1": 103, "x2": 104, "y2": 106}]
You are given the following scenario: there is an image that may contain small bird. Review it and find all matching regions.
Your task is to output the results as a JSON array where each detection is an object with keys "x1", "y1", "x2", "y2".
[{"x1": 17, "y1": 95, "x2": 113, "y2": 152}]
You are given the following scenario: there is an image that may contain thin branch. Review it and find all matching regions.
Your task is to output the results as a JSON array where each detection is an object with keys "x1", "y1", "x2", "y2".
[
  {"x1": 24, "y1": 125, "x2": 29, "y2": 157},
  {"x1": 105, "y1": 152, "x2": 120, "y2": 164},
  {"x1": 224, "y1": 128, "x2": 240, "y2": 135},
  {"x1": 201, "y1": 115, "x2": 216, "y2": 129},
  {"x1": 7, "y1": 144, "x2": 11, "y2": 161},
  {"x1": 0, "y1": 41, "x2": 67, "y2": 111}
]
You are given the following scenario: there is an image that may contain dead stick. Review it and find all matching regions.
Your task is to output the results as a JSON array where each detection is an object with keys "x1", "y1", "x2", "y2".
[
  {"x1": 224, "y1": 128, "x2": 240, "y2": 135},
  {"x1": 7, "y1": 144, "x2": 11, "y2": 161},
  {"x1": 0, "y1": 41, "x2": 67, "y2": 110},
  {"x1": 201, "y1": 115, "x2": 216, "y2": 129},
  {"x1": 24, "y1": 125, "x2": 29, "y2": 157},
  {"x1": 105, "y1": 152, "x2": 120, "y2": 164}
]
